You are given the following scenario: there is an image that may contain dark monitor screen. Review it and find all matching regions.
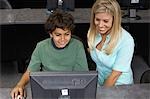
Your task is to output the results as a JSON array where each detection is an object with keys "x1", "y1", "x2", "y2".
[
  {"x1": 75, "y1": 0, "x2": 96, "y2": 8},
  {"x1": 117, "y1": 0, "x2": 142, "y2": 19},
  {"x1": 117, "y1": 0, "x2": 149, "y2": 10},
  {"x1": 46, "y1": 0, "x2": 75, "y2": 11},
  {"x1": 30, "y1": 71, "x2": 98, "y2": 99}
]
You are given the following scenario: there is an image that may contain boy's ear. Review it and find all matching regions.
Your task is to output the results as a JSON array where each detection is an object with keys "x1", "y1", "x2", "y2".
[{"x1": 49, "y1": 33, "x2": 53, "y2": 38}]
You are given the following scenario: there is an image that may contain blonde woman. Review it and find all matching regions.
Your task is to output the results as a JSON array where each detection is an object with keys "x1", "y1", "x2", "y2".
[{"x1": 87, "y1": 0, "x2": 134, "y2": 87}]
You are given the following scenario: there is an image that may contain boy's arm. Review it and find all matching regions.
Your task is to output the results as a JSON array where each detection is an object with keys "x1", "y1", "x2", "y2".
[{"x1": 10, "y1": 70, "x2": 30, "y2": 99}]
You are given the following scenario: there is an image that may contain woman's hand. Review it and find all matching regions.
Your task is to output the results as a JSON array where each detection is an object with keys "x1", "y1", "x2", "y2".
[{"x1": 104, "y1": 70, "x2": 122, "y2": 87}]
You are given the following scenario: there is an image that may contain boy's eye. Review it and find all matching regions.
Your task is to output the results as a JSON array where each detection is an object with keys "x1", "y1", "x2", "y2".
[
  {"x1": 65, "y1": 33, "x2": 70, "y2": 36},
  {"x1": 55, "y1": 34, "x2": 61, "y2": 36}
]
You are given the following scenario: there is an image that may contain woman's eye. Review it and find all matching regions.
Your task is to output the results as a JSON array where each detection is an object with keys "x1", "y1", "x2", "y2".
[{"x1": 95, "y1": 18, "x2": 100, "y2": 21}]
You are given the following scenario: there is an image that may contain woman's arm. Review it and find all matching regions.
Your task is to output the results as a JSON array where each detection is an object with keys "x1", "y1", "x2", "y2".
[{"x1": 104, "y1": 70, "x2": 122, "y2": 87}]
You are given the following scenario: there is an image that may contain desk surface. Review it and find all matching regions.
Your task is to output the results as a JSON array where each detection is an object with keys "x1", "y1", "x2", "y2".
[
  {"x1": 1, "y1": 84, "x2": 149, "y2": 99},
  {"x1": 0, "y1": 8, "x2": 150, "y2": 25}
]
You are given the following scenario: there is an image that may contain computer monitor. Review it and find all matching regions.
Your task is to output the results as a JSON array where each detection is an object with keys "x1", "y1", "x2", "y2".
[
  {"x1": 117, "y1": 0, "x2": 149, "y2": 10},
  {"x1": 117, "y1": 0, "x2": 141, "y2": 20},
  {"x1": 30, "y1": 71, "x2": 98, "y2": 99},
  {"x1": 75, "y1": 0, "x2": 96, "y2": 8},
  {"x1": 62, "y1": 0, "x2": 75, "y2": 11},
  {"x1": 46, "y1": 0, "x2": 57, "y2": 11},
  {"x1": 46, "y1": 0, "x2": 75, "y2": 12}
]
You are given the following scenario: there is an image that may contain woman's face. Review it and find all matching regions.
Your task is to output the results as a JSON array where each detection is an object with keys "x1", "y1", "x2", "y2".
[
  {"x1": 50, "y1": 28, "x2": 71, "y2": 48},
  {"x1": 94, "y1": 12, "x2": 113, "y2": 35}
]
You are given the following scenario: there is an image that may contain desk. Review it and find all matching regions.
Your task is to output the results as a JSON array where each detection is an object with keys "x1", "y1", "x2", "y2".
[
  {"x1": 0, "y1": 8, "x2": 150, "y2": 25},
  {"x1": 1, "y1": 84, "x2": 150, "y2": 99},
  {"x1": 0, "y1": 8, "x2": 91, "y2": 24},
  {"x1": 97, "y1": 84, "x2": 150, "y2": 99}
]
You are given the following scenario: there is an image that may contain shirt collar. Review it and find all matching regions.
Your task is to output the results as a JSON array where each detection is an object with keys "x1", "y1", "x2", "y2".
[
  {"x1": 97, "y1": 33, "x2": 111, "y2": 41},
  {"x1": 51, "y1": 38, "x2": 70, "y2": 50}
]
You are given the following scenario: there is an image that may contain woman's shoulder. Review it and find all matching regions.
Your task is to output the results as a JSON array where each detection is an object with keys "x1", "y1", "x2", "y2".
[
  {"x1": 121, "y1": 28, "x2": 134, "y2": 42},
  {"x1": 116, "y1": 28, "x2": 134, "y2": 48}
]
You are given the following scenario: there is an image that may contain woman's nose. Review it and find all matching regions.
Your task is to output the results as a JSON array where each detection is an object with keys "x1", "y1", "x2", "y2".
[{"x1": 98, "y1": 21, "x2": 103, "y2": 27}]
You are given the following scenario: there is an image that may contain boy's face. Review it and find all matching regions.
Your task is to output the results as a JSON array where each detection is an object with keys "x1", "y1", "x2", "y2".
[{"x1": 50, "y1": 28, "x2": 71, "y2": 48}]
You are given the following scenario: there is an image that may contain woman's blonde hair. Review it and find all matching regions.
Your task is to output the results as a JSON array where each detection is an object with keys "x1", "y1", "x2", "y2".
[{"x1": 87, "y1": 0, "x2": 122, "y2": 54}]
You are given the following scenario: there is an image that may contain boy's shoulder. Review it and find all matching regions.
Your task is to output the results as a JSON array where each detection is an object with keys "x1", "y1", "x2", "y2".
[
  {"x1": 71, "y1": 37, "x2": 83, "y2": 44},
  {"x1": 37, "y1": 38, "x2": 50, "y2": 47}
]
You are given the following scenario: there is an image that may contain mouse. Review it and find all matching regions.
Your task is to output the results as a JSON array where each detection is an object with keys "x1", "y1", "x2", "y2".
[{"x1": 14, "y1": 95, "x2": 25, "y2": 99}]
